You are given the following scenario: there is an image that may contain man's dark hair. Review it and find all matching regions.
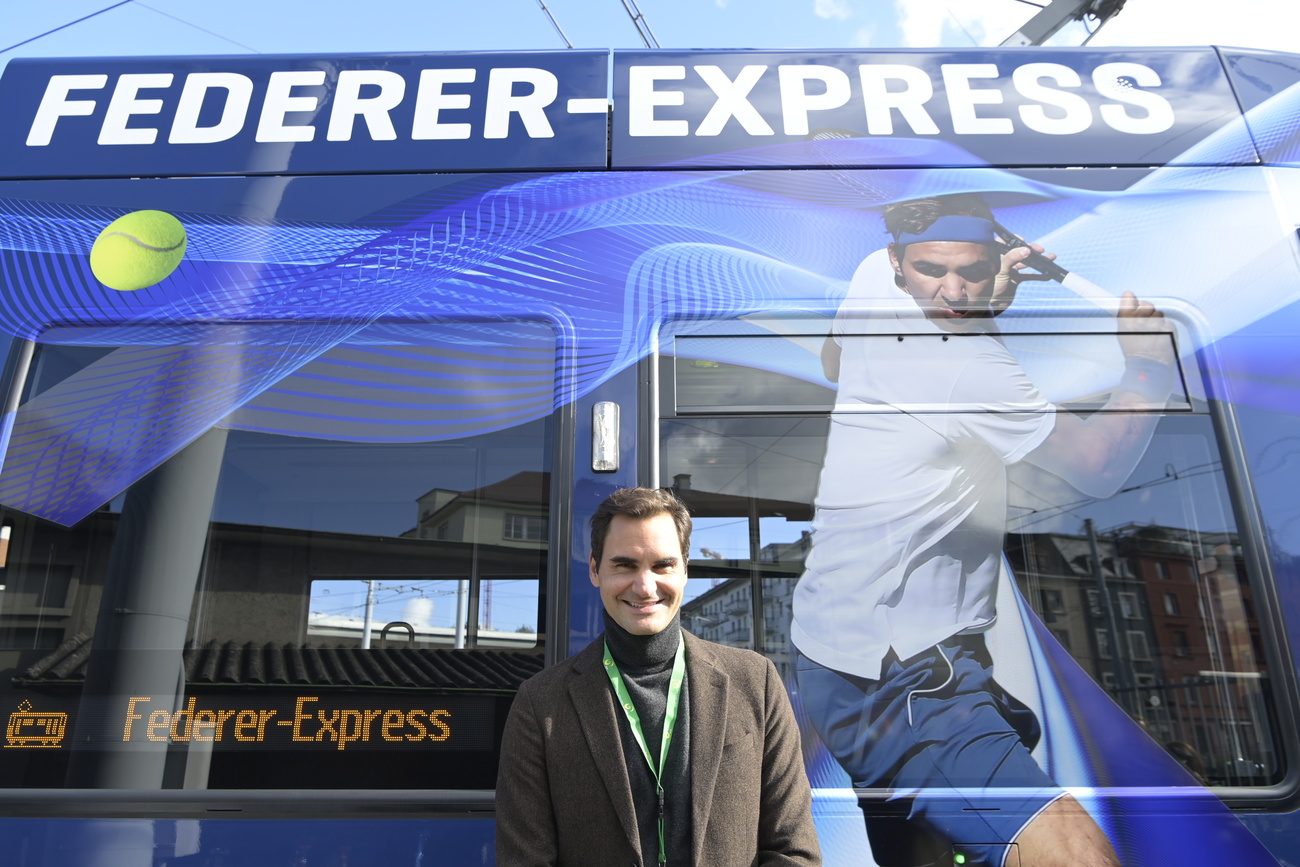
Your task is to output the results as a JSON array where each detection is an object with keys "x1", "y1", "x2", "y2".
[
  {"x1": 590, "y1": 487, "x2": 692, "y2": 567},
  {"x1": 883, "y1": 193, "x2": 994, "y2": 241}
]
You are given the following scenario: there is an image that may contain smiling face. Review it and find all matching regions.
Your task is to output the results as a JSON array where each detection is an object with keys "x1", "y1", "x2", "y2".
[
  {"x1": 589, "y1": 512, "x2": 688, "y2": 636},
  {"x1": 890, "y1": 240, "x2": 1000, "y2": 332}
]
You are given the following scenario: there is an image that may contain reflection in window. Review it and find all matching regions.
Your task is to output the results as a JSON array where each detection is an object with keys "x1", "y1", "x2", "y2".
[
  {"x1": 504, "y1": 513, "x2": 549, "y2": 543},
  {"x1": 660, "y1": 417, "x2": 825, "y2": 681},
  {"x1": 1008, "y1": 511, "x2": 1281, "y2": 787},
  {"x1": 0, "y1": 323, "x2": 554, "y2": 791}
]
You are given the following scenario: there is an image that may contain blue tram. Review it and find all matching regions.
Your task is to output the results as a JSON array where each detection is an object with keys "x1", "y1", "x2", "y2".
[{"x1": 0, "y1": 45, "x2": 1296, "y2": 865}]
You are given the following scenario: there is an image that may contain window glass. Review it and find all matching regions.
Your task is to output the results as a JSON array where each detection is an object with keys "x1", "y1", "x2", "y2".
[
  {"x1": 0, "y1": 320, "x2": 553, "y2": 790},
  {"x1": 661, "y1": 416, "x2": 824, "y2": 680},
  {"x1": 659, "y1": 327, "x2": 1282, "y2": 790}
]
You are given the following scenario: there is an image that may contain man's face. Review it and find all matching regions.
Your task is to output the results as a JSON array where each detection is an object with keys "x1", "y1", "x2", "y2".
[
  {"x1": 889, "y1": 241, "x2": 999, "y2": 332},
  {"x1": 589, "y1": 512, "x2": 688, "y2": 636}
]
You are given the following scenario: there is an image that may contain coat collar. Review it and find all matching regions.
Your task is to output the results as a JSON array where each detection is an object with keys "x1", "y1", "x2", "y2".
[
  {"x1": 682, "y1": 633, "x2": 729, "y2": 866},
  {"x1": 567, "y1": 638, "x2": 641, "y2": 855}
]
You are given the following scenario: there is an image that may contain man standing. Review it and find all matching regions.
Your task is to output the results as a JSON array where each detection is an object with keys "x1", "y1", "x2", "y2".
[{"x1": 496, "y1": 487, "x2": 821, "y2": 867}]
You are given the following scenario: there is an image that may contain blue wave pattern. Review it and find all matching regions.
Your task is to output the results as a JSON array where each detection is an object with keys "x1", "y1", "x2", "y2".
[
  {"x1": 0, "y1": 169, "x2": 871, "y2": 524},
  {"x1": 1241, "y1": 78, "x2": 1300, "y2": 165},
  {"x1": 0, "y1": 83, "x2": 1296, "y2": 533},
  {"x1": 225, "y1": 320, "x2": 561, "y2": 442},
  {"x1": 0, "y1": 333, "x2": 360, "y2": 524}
]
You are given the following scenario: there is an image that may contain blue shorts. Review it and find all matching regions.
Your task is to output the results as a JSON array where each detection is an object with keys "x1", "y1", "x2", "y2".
[{"x1": 795, "y1": 634, "x2": 1062, "y2": 867}]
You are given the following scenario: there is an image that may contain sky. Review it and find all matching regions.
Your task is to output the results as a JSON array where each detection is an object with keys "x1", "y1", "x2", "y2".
[{"x1": 1, "y1": 0, "x2": 1299, "y2": 71}]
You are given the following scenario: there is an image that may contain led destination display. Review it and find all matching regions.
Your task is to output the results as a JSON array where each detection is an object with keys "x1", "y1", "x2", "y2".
[{"x1": 112, "y1": 694, "x2": 494, "y2": 752}]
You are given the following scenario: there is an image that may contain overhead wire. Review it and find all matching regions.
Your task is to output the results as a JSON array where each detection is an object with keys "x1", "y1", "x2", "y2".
[
  {"x1": 1, "y1": 1, "x2": 133, "y2": 56},
  {"x1": 534, "y1": 0, "x2": 575, "y2": 49},
  {"x1": 1010, "y1": 460, "x2": 1225, "y2": 532},
  {"x1": 132, "y1": 2, "x2": 260, "y2": 52},
  {"x1": 942, "y1": 3, "x2": 982, "y2": 46},
  {"x1": 619, "y1": 0, "x2": 660, "y2": 48},
  {"x1": 1, "y1": 0, "x2": 258, "y2": 56}
]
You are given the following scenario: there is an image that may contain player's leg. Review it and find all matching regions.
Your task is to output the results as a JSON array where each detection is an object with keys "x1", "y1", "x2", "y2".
[
  {"x1": 1013, "y1": 795, "x2": 1120, "y2": 867},
  {"x1": 797, "y1": 637, "x2": 1119, "y2": 866}
]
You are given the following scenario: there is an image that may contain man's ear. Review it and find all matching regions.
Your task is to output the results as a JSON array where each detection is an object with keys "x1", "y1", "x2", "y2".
[
  {"x1": 888, "y1": 243, "x2": 909, "y2": 290},
  {"x1": 589, "y1": 555, "x2": 600, "y2": 588}
]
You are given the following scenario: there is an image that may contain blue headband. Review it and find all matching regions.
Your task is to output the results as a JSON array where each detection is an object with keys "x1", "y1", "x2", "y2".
[{"x1": 893, "y1": 214, "x2": 996, "y2": 245}]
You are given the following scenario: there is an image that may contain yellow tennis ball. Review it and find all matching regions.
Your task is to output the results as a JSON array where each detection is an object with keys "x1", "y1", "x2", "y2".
[{"x1": 90, "y1": 210, "x2": 187, "y2": 292}]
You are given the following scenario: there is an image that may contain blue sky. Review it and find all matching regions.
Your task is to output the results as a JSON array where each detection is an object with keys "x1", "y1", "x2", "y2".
[{"x1": 3, "y1": 0, "x2": 1298, "y2": 71}]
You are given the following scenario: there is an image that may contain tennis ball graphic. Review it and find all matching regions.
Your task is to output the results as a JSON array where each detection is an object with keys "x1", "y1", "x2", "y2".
[{"x1": 90, "y1": 210, "x2": 187, "y2": 291}]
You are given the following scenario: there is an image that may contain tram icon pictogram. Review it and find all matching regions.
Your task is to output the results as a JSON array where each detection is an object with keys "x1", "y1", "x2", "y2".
[{"x1": 5, "y1": 700, "x2": 67, "y2": 748}]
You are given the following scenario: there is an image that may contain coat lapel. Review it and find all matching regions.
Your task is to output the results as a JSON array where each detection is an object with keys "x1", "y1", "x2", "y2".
[
  {"x1": 685, "y1": 634, "x2": 729, "y2": 866},
  {"x1": 567, "y1": 640, "x2": 642, "y2": 858}
]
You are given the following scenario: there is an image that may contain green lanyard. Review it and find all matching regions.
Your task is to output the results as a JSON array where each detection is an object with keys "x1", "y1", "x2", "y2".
[{"x1": 603, "y1": 637, "x2": 686, "y2": 866}]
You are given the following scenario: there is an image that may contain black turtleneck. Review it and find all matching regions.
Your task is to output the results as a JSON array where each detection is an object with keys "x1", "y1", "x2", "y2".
[{"x1": 603, "y1": 611, "x2": 693, "y2": 866}]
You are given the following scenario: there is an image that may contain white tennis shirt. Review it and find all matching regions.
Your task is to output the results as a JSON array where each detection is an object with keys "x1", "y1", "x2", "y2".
[{"x1": 791, "y1": 251, "x2": 1056, "y2": 680}]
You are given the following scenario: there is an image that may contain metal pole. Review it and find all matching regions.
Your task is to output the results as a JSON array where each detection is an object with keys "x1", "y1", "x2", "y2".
[
  {"x1": 454, "y1": 580, "x2": 468, "y2": 649},
  {"x1": 361, "y1": 580, "x2": 376, "y2": 649},
  {"x1": 619, "y1": 0, "x2": 660, "y2": 48},
  {"x1": 746, "y1": 448, "x2": 764, "y2": 654},
  {"x1": 1000, "y1": 0, "x2": 1125, "y2": 46},
  {"x1": 67, "y1": 427, "x2": 229, "y2": 788}
]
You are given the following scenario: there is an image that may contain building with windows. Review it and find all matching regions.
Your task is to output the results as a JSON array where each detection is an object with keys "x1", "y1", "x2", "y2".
[
  {"x1": 410, "y1": 471, "x2": 550, "y2": 549},
  {"x1": 1007, "y1": 524, "x2": 1276, "y2": 785}
]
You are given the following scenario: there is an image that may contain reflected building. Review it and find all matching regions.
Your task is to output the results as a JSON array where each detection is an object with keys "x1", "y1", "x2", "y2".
[
  {"x1": 672, "y1": 475, "x2": 809, "y2": 682},
  {"x1": 409, "y1": 471, "x2": 550, "y2": 552},
  {"x1": 0, "y1": 464, "x2": 552, "y2": 789},
  {"x1": 1008, "y1": 523, "x2": 1278, "y2": 786},
  {"x1": 680, "y1": 575, "x2": 798, "y2": 682}
]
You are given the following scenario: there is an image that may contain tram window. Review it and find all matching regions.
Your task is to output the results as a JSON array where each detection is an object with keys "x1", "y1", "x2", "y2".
[
  {"x1": 659, "y1": 327, "x2": 1284, "y2": 790},
  {"x1": 662, "y1": 414, "x2": 826, "y2": 682},
  {"x1": 0, "y1": 320, "x2": 554, "y2": 790}
]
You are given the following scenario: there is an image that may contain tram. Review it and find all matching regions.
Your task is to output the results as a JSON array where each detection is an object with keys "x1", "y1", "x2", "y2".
[{"x1": 0, "y1": 45, "x2": 1297, "y2": 865}]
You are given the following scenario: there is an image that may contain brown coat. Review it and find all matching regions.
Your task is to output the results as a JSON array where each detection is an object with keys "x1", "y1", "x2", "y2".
[{"x1": 495, "y1": 631, "x2": 822, "y2": 867}]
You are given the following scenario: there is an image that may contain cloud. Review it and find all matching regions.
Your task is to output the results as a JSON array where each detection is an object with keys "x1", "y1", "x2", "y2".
[
  {"x1": 815, "y1": 0, "x2": 853, "y2": 21},
  {"x1": 894, "y1": 0, "x2": 1300, "y2": 51},
  {"x1": 853, "y1": 25, "x2": 875, "y2": 47},
  {"x1": 402, "y1": 597, "x2": 434, "y2": 627},
  {"x1": 715, "y1": 0, "x2": 728, "y2": 7},
  {"x1": 1090, "y1": 0, "x2": 1300, "y2": 52},
  {"x1": 894, "y1": 0, "x2": 947, "y2": 46}
]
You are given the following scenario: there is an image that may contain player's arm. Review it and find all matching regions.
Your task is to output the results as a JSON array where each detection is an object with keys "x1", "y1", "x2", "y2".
[
  {"x1": 756, "y1": 660, "x2": 823, "y2": 866},
  {"x1": 1024, "y1": 291, "x2": 1173, "y2": 499},
  {"x1": 494, "y1": 682, "x2": 559, "y2": 867},
  {"x1": 821, "y1": 335, "x2": 841, "y2": 384}
]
